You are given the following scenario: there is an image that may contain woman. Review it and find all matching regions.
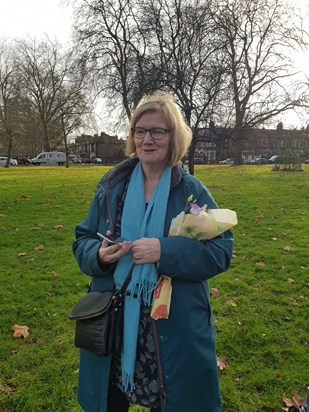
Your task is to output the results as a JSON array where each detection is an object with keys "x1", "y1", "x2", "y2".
[{"x1": 73, "y1": 91, "x2": 234, "y2": 412}]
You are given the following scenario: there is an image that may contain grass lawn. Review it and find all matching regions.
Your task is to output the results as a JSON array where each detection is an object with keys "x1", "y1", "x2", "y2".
[{"x1": 0, "y1": 164, "x2": 308, "y2": 412}]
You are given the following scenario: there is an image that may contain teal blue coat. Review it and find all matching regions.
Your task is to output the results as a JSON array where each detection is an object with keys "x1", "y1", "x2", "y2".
[{"x1": 73, "y1": 158, "x2": 234, "y2": 412}]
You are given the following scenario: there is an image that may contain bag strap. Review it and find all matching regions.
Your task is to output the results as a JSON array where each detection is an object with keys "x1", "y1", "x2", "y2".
[{"x1": 118, "y1": 263, "x2": 135, "y2": 294}]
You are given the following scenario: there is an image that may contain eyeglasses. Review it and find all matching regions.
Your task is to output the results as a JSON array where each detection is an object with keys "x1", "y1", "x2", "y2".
[{"x1": 131, "y1": 127, "x2": 171, "y2": 140}]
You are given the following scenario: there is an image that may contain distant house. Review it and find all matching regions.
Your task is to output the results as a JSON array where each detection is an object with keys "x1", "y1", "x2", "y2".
[
  {"x1": 74, "y1": 131, "x2": 127, "y2": 163},
  {"x1": 195, "y1": 123, "x2": 309, "y2": 163},
  {"x1": 74, "y1": 124, "x2": 309, "y2": 165}
]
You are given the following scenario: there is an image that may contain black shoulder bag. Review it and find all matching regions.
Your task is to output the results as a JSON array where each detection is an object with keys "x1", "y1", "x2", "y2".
[{"x1": 69, "y1": 264, "x2": 135, "y2": 357}]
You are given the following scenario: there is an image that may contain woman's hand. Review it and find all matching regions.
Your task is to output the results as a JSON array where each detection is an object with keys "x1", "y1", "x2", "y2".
[
  {"x1": 132, "y1": 238, "x2": 161, "y2": 264},
  {"x1": 98, "y1": 231, "x2": 132, "y2": 265}
]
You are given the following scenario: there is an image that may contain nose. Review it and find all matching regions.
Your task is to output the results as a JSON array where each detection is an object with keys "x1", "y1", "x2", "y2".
[{"x1": 143, "y1": 130, "x2": 154, "y2": 142}]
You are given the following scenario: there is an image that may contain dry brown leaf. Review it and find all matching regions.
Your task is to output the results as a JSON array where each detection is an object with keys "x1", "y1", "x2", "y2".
[
  {"x1": 255, "y1": 213, "x2": 265, "y2": 222},
  {"x1": 18, "y1": 194, "x2": 31, "y2": 199},
  {"x1": 287, "y1": 278, "x2": 295, "y2": 283},
  {"x1": 36, "y1": 338, "x2": 45, "y2": 345},
  {"x1": 225, "y1": 299, "x2": 237, "y2": 307},
  {"x1": 256, "y1": 261, "x2": 265, "y2": 266},
  {"x1": 305, "y1": 336, "x2": 309, "y2": 345},
  {"x1": 0, "y1": 214, "x2": 7, "y2": 217},
  {"x1": 210, "y1": 288, "x2": 219, "y2": 298},
  {"x1": 271, "y1": 237, "x2": 278, "y2": 241},
  {"x1": 0, "y1": 383, "x2": 15, "y2": 393},
  {"x1": 283, "y1": 245, "x2": 293, "y2": 251},
  {"x1": 18, "y1": 252, "x2": 28, "y2": 257},
  {"x1": 290, "y1": 298, "x2": 299, "y2": 306},
  {"x1": 11, "y1": 324, "x2": 30, "y2": 338},
  {"x1": 282, "y1": 391, "x2": 306, "y2": 409},
  {"x1": 217, "y1": 356, "x2": 229, "y2": 371},
  {"x1": 53, "y1": 224, "x2": 63, "y2": 231},
  {"x1": 34, "y1": 245, "x2": 44, "y2": 251}
]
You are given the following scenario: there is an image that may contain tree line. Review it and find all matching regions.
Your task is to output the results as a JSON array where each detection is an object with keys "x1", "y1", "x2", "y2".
[{"x1": 1, "y1": 0, "x2": 308, "y2": 171}]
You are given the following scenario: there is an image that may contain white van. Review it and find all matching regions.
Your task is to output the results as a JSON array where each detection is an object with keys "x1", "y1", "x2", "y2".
[{"x1": 31, "y1": 152, "x2": 66, "y2": 165}]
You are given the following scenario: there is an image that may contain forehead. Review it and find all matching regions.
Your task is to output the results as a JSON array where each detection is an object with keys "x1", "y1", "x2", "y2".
[{"x1": 135, "y1": 110, "x2": 167, "y2": 126}]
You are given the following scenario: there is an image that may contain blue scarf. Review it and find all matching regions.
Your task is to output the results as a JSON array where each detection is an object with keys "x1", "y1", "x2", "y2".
[{"x1": 114, "y1": 161, "x2": 171, "y2": 391}]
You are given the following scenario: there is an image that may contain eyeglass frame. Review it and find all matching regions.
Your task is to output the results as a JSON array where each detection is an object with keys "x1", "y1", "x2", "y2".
[{"x1": 131, "y1": 127, "x2": 171, "y2": 140}]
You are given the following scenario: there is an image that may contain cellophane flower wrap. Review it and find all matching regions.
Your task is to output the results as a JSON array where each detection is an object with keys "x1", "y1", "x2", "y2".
[{"x1": 150, "y1": 196, "x2": 237, "y2": 320}]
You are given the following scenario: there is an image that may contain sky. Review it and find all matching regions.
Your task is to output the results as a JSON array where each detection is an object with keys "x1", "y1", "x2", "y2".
[
  {"x1": 0, "y1": 0, "x2": 308, "y2": 129},
  {"x1": 0, "y1": 0, "x2": 74, "y2": 44}
]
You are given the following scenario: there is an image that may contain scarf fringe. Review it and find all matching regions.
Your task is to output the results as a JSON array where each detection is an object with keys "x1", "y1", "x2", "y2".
[
  {"x1": 122, "y1": 370, "x2": 135, "y2": 392},
  {"x1": 129, "y1": 279, "x2": 156, "y2": 306}
]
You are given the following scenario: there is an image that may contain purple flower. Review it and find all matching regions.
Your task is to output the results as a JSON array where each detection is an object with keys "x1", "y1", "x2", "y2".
[{"x1": 190, "y1": 203, "x2": 203, "y2": 215}]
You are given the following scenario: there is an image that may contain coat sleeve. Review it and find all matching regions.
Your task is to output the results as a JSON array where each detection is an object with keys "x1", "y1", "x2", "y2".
[
  {"x1": 72, "y1": 190, "x2": 115, "y2": 278},
  {"x1": 158, "y1": 177, "x2": 234, "y2": 282}
]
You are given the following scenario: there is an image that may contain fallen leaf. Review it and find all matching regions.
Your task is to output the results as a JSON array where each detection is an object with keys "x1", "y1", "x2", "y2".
[
  {"x1": 0, "y1": 384, "x2": 15, "y2": 393},
  {"x1": 225, "y1": 299, "x2": 237, "y2": 307},
  {"x1": 34, "y1": 245, "x2": 44, "y2": 251},
  {"x1": 282, "y1": 391, "x2": 306, "y2": 409},
  {"x1": 287, "y1": 278, "x2": 295, "y2": 283},
  {"x1": 11, "y1": 325, "x2": 30, "y2": 339},
  {"x1": 18, "y1": 194, "x2": 31, "y2": 199},
  {"x1": 18, "y1": 252, "x2": 28, "y2": 257},
  {"x1": 53, "y1": 224, "x2": 63, "y2": 231},
  {"x1": 211, "y1": 288, "x2": 219, "y2": 298},
  {"x1": 217, "y1": 356, "x2": 229, "y2": 371},
  {"x1": 283, "y1": 245, "x2": 293, "y2": 251},
  {"x1": 36, "y1": 338, "x2": 45, "y2": 345},
  {"x1": 251, "y1": 285, "x2": 260, "y2": 291},
  {"x1": 255, "y1": 213, "x2": 265, "y2": 222},
  {"x1": 271, "y1": 237, "x2": 278, "y2": 241},
  {"x1": 290, "y1": 298, "x2": 298, "y2": 306},
  {"x1": 256, "y1": 261, "x2": 265, "y2": 266},
  {"x1": 305, "y1": 336, "x2": 309, "y2": 345},
  {"x1": 0, "y1": 214, "x2": 7, "y2": 217}
]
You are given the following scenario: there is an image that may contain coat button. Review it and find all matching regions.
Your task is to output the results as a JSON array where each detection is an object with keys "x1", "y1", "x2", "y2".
[{"x1": 105, "y1": 219, "x2": 109, "y2": 223}]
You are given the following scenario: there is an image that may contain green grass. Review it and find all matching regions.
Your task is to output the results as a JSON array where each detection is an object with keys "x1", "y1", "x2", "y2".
[{"x1": 0, "y1": 164, "x2": 308, "y2": 412}]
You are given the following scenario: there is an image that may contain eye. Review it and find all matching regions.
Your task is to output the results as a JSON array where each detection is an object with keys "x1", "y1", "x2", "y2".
[{"x1": 151, "y1": 128, "x2": 165, "y2": 137}]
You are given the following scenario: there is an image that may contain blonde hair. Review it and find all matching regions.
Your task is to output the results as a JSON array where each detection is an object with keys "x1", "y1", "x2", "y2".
[{"x1": 125, "y1": 91, "x2": 192, "y2": 166}]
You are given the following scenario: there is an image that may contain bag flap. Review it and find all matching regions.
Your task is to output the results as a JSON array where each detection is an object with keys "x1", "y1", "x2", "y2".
[{"x1": 69, "y1": 291, "x2": 114, "y2": 320}]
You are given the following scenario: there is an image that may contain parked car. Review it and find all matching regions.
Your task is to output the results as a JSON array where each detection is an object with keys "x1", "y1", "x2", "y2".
[
  {"x1": 304, "y1": 159, "x2": 309, "y2": 164},
  {"x1": 218, "y1": 158, "x2": 235, "y2": 165},
  {"x1": 69, "y1": 154, "x2": 81, "y2": 164},
  {"x1": 14, "y1": 156, "x2": 32, "y2": 165},
  {"x1": 268, "y1": 155, "x2": 280, "y2": 163},
  {"x1": 194, "y1": 157, "x2": 204, "y2": 164},
  {"x1": 93, "y1": 157, "x2": 103, "y2": 164},
  {"x1": 81, "y1": 157, "x2": 92, "y2": 164},
  {"x1": 255, "y1": 157, "x2": 268, "y2": 164},
  {"x1": 0, "y1": 156, "x2": 17, "y2": 166},
  {"x1": 31, "y1": 151, "x2": 66, "y2": 165}
]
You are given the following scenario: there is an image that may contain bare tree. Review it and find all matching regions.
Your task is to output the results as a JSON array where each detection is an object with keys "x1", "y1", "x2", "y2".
[
  {"x1": 15, "y1": 37, "x2": 91, "y2": 154},
  {"x1": 0, "y1": 40, "x2": 23, "y2": 166},
  {"x1": 141, "y1": 0, "x2": 227, "y2": 174},
  {"x1": 211, "y1": 0, "x2": 308, "y2": 164},
  {"x1": 72, "y1": 0, "x2": 157, "y2": 125}
]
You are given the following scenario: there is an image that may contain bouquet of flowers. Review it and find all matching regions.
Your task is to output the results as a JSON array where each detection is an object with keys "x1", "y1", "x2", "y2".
[{"x1": 150, "y1": 195, "x2": 237, "y2": 320}]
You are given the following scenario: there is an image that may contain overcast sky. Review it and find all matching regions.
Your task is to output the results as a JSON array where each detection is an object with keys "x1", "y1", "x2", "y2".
[
  {"x1": 0, "y1": 0, "x2": 308, "y2": 129},
  {"x1": 0, "y1": 0, "x2": 74, "y2": 44}
]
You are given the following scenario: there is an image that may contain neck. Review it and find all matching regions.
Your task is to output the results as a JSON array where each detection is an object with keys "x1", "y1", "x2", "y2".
[{"x1": 142, "y1": 163, "x2": 166, "y2": 203}]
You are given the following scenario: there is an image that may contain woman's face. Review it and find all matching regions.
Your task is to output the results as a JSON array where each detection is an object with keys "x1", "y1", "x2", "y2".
[{"x1": 133, "y1": 111, "x2": 171, "y2": 170}]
